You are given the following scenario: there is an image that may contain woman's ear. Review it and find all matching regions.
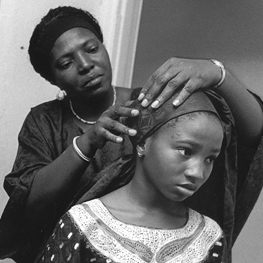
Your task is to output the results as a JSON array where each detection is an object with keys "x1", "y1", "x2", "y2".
[{"x1": 136, "y1": 144, "x2": 145, "y2": 158}]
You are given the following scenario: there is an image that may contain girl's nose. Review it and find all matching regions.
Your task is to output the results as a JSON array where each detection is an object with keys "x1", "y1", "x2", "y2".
[{"x1": 185, "y1": 161, "x2": 204, "y2": 181}]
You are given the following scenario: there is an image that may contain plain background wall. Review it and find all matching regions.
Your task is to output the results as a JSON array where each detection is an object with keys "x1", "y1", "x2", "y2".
[{"x1": 132, "y1": 1, "x2": 263, "y2": 262}]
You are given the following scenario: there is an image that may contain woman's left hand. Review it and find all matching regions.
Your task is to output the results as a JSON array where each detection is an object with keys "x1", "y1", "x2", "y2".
[{"x1": 138, "y1": 57, "x2": 222, "y2": 108}]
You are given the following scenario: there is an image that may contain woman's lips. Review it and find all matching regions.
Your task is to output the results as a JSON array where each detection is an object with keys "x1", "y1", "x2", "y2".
[{"x1": 84, "y1": 75, "x2": 102, "y2": 88}]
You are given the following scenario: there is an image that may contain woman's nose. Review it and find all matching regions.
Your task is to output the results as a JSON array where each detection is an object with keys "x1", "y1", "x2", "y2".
[{"x1": 77, "y1": 52, "x2": 94, "y2": 73}]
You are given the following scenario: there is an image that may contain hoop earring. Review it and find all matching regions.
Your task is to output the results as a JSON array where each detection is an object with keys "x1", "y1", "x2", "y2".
[
  {"x1": 56, "y1": 90, "x2": 67, "y2": 101},
  {"x1": 136, "y1": 145, "x2": 145, "y2": 158}
]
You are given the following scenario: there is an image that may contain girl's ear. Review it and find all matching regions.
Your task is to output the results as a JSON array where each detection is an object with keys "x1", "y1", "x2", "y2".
[{"x1": 136, "y1": 144, "x2": 145, "y2": 158}]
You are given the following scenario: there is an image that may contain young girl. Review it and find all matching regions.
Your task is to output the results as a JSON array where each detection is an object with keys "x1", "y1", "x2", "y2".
[{"x1": 36, "y1": 90, "x2": 229, "y2": 263}]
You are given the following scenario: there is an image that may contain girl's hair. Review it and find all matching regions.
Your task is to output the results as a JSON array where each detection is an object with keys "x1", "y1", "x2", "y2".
[{"x1": 28, "y1": 6, "x2": 103, "y2": 83}]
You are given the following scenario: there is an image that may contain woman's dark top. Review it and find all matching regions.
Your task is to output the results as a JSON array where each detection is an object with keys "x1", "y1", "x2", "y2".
[
  {"x1": 0, "y1": 97, "x2": 133, "y2": 263},
  {"x1": 0, "y1": 90, "x2": 263, "y2": 263}
]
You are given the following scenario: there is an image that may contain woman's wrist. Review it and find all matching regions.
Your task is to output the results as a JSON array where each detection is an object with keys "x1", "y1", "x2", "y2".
[
  {"x1": 210, "y1": 59, "x2": 226, "y2": 89},
  {"x1": 73, "y1": 136, "x2": 95, "y2": 162},
  {"x1": 73, "y1": 134, "x2": 97, "y2": 160}
]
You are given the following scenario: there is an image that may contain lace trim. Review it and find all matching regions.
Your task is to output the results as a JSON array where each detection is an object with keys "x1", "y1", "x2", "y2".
[{"x1": 68, "y1": 199, "x2": 223, "y2": 263}]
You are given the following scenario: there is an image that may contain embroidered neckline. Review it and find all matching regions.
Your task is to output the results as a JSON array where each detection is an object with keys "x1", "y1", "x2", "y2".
[
  {"x1": 85, "y1": 199, "x2": 199, "y2": 234},
  {"x1": 69, "y1": 199, "x2": 223, "y2": 263}
]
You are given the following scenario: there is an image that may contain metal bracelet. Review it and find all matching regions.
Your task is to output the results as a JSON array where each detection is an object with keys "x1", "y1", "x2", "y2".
[
  {"x1": 210, "y1": 59, "x2": 226, "y2": 88},
  {"x1": 73, "y1": 136, "x2": 93, "y2": 162}
]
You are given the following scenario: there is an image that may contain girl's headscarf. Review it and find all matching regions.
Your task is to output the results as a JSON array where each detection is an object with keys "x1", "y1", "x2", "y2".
[{"x1": 127, "y1": 90, "x2": 223, "y2": 147}]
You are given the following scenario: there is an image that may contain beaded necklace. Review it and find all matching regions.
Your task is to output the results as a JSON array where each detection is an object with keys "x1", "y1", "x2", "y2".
[{"x1": 69, "y1": 86, "x2": 116, "y2": 125}]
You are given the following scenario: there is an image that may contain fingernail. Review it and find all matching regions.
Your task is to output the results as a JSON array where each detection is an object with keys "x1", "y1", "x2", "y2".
[
  {"x1": 129, "y1": 129, "x2": 137, "y2": 136},
  {"x1": 116, "y1": 137, "x2": 123, "y2": 143},
  {"x1": 138, "y1": 93, "x2": 145, "y2": 101},
  {"x1": 151, "y1": 100, "x2": 159, "y2": 108},
  {"x1": 131, "y1": 109, "x2": 139, "y2": 116},
  {"x1": 141, "y1": 99, "x2": 148, "y2": 107},
  {"x1": 173, "y1": 99, "x2": 180, "y2": 106}
]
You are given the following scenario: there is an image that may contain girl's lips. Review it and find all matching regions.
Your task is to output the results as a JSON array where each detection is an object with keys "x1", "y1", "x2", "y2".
[
  {"x1": 175, "y1": 184, "x2": 197, "y2": 197},
  {"x1": 178, "y1": 184, "x2": 197, "y2": 191}
]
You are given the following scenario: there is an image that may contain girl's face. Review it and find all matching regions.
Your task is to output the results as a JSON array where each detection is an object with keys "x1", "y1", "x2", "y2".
[
  {"x1": 140, "y1": 113, "x2": 224, "y2": 202},
  {"x1": 50, "y1": 27, "x2": 112, "y2": 101}
]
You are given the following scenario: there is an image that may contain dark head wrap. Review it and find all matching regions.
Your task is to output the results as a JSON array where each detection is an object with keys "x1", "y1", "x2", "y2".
[
  {"x1": 127, "y1": 90, "x2": 222, "y2": 147},
  {"x1": 28, "y1": 6, "x2": 103, "y2": 83}
]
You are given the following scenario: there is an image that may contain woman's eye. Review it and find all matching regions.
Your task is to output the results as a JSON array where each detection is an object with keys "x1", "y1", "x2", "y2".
[
  {"x1": 178, "y1": 149, "x2": 192, "y2": 157},
  {"x1": 88, "y1": 46, "x2": 99, "y2": 53},
  {"x1": 59, "y1": 61, "x2": 72, "y2": 70}
]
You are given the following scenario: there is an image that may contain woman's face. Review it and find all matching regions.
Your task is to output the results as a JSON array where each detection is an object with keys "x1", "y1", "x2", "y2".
[
  {"x1": 140, "y1": 113, "x2": 224, "y2": 202},
  {"x1": 50, "y1": 27, "x2": 112, "y2": 100}
]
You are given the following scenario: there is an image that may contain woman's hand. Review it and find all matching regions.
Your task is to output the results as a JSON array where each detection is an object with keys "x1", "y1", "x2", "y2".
[
  {"x1": 78, "y1": 103, "x2": 139, "y2": 156},
  {"x1": 138, "y1": 57, "x2": 222, "y2": 108}
]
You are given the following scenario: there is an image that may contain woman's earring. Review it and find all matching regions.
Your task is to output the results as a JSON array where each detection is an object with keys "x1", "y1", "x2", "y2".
[
  {"x1": 136, "y1": 145, "x2": 145, "y2": 158},
  {"x1": 56, "y1": 90, "x2": 67, "y2": 100}
]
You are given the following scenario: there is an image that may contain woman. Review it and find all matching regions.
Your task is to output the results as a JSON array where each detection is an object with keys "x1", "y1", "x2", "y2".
[
  {"x1": 35, "y1": 90, "x2": 228, "y2": 263},
  {"x1": 0, "y1": 5, "x2": 263, "y2": 263},
  {"x1": 0, "y1": 6, "x2": 141, "y2": 263}
]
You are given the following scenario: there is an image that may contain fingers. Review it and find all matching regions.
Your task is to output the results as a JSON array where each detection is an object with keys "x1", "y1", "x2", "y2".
[
  {"x1": 95, "y1": 118, "x2": 137, "y2": 144},
  {"x1": 150, "y1": 70, "x2": 190, "y2": 108},
  {"x1": 138, "y1": 59, "x2": 178, "y2": 105},
  {"x1": 109, "y1": 104, "x2": 139, "y2": 119},
  {"x1": 82, "y1": 104, "x2": 140, "y2": 151},
  {"x1": 172, "y1": 79, "x2": 201, "y2": 106},
  {"x1": 123, "y1": 100, "x2": 134, "y2": 107},
  {"x1": 138, "y1": 60, "x2": 170, "y2": 100},
  {"x1": 138, "y1": 57, "x2": 211, "y2": 108},
  {"x1": 95, "y1": 105, "x2": 139, "y2": 144},
  {"x1": 139, "y1": 58, "x2": 190, "y2": 108}
]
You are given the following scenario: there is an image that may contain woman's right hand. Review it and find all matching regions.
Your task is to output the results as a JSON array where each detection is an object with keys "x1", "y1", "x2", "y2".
[{"x1": 77, "y1": 103, "x2": 139, "y2": 157}]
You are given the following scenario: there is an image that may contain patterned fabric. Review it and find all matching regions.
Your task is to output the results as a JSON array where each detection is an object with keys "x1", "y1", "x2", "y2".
[{"x1": 36, "y1": 199, "x2": 226, "y2": 263}]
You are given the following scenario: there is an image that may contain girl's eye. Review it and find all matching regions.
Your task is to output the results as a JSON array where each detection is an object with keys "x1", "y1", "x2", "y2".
[
  {"x1": 206, "y1": 156, "x2": 217, "y2": 164},
  {"x1": 178, "y1": 149, "x2": 192, "y2": 157}
]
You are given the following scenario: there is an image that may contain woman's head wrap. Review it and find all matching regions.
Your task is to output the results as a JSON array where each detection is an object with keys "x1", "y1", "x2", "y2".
[
  {"x1": 28, "y1": 6, "x2": 103, "y2": 83},
  {"x1": 127, "y1": 90, "x2": 224, "y2": 147}
]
